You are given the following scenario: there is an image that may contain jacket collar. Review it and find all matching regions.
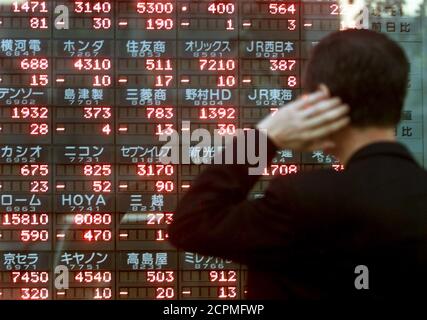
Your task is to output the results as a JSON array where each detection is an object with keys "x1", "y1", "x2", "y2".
[{"x1": 346, "y1": 142, "x2": 417, "y2": 169}]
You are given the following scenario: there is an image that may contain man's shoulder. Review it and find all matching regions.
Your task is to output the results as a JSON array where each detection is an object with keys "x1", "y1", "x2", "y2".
[{"x1": 266, "y1": 168, "x2": 345, "y2": 209}]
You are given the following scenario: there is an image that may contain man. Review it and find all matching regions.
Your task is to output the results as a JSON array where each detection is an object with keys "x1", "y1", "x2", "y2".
[{"x1": 168, "y1": 29, "x2": 427, "y2": 299}]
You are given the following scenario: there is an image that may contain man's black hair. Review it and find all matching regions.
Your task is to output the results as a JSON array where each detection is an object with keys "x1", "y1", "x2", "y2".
[{"x1": 303, "y1": 29, "x2": 410, "y2": 127}]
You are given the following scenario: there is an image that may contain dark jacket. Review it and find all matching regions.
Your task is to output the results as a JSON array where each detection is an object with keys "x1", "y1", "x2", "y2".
[{"x1": 168, "y1": 138, "x2": 427, "y2": 300}]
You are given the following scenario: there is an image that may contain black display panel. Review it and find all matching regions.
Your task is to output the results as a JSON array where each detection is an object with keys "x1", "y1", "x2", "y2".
[{"x1": 0, "y1": 0, "x2": 425, "y2": 300}]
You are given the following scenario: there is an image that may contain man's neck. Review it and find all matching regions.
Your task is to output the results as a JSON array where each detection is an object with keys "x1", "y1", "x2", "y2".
[{"x1": 336, "y1": 127, "x2": 397, "y2": 166}]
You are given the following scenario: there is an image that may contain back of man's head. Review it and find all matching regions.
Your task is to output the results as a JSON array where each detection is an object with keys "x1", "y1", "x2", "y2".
[{"x1": 303, "y1": 29, "x2": 410, "y2": 128}]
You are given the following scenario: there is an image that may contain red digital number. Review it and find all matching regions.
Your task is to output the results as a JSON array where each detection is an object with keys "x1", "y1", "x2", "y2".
[
  {"x1": 84, "y1": 107, "x2": 112, "y2": 119},
  {"x1": 12, "y1": 1, "x2": 48, "y2": 13},
  {"x1": 209, "y1": 271, "x2": 237, "y2": 282},
  {"x1": 20, "y1": 230, "x2": 49, "y2": 242},
  {"x1": 155, "y1": 75, "x2": 173, "y2": 87},
  {"x1": 93, "y1": 75, "x2": 111, "y2": 87},
  {"x1": 83, "y1": 229, "x2": 112, "y2": 242},
  {"x1": 12, "y1": 107, "x2": 48, "y2": 119},
  {"x1": 217, "y1": 123, "x2": 236, "y2": 136},
  {"x1": 199, "y1": 107, "x2": 236, "y2": 120},
  {"x1": 287, "y1": 76, "x2": 297, "y2": 88},
  {"x1": 137, "y1": 164, "x2": 174, "y2": 177},
  {"x1": 21, "y1": 58, "x2": 49, "y2": 70},
  {"x1": 199, "y1": 59, "x2": 236, "y2": 71},
  {"x1": 30, "y1": 180, "x2": 48, "y2": 192},
  {"x1": 93, "y1": 17, "x2": 111, "y2": 29},
  {"x1": 84, "y1": 164, "x2": 112, "y2": 176},
  {"x1": 155, "y1": 181, "x2": 174, "y2": 193},
  {"x1": 208, "y1": 2, "x2": 235, "y2": 14},
  {"x1": 30, "y1": 17, "x2": 48, "y2": 29},
  {"x1": 288, "y1": 19, "x2": 297, "y2": 31},
  {"x1": 269, "y1": 3, "x2": 296, "y2": 15},
  {"x1": 21, "y1": 164, "x2": 49, "y2": 176},
  {"x1": 94, "y1": 288, "x2": 112, "y2": 299},
  {"x1": 30, "y1": 123, "x2": 49, "y2": 135},
  {"x1": 155, "y1": 123, "x2": 174, "y2": 135},
  {"x1": 226, "y1": 19, "x2": 234, "y2": 30},
  {"x1": 146, "y1": 107, "x2": 174, "y2": 119},
  {"x1": 146, "y1": 18, "x2": 174, "y2": 30},
  {"x1": 218, "y1": 286, "x2": 237, "y2": 299},
  {"x1": 330, "y1": 4, "x2": 344, "y2": 15},
  {"x1": 156, "y1": 229, "x2": 168, "y2": 241},
  {"x1": 217, "y1": 75, "x2": 236, "y2": 87},
  {"x1": 261, "y1": 165, "x2": 298, "y2": 176},
  {"x1": 270, "y1": 59, "x2": 297, "y2": 71},
  {"x1": 156, "y1": 287, "x2": 174, "y2": 299},
  {"x1": 147, "y1": 213, "x2": 173, "y2": 225},
  {"x1": 75, "y1": 58, "x2": 111, "y2": 71},
  {"x1": 147, "y1": 271, "x2": 174, "y2": 283},
  {"x1": 2, "y1": 213, "x2": 49, "y2": 226},
  {"x1": 21, "y1": 288, "x2": 48, "y2": 300},
  {"x1": 137, "y1": 2, "x2": 174, "y2": 14},
  {"x1": 102, "y1": 124, "x2": 112, "y2": 135},
  {"x1": 92, "y1": 180, "x2": 112, "y2": 192},
  {"x1": 12, "y1": 271, "x2": 49, "y2": 284},
  {"x1": 74, "y1": 213, "x2": 112, "y2": 225},
  {"x1": 75, "y1": 271, "x2": 112, "y2": 283},
  {"x1": 268, "y1": 164, "x2": 298, "y2": 176},
  {"x1": 74, "y1": 1, "x2": 112, "y2": 13},
  {"x1": 146, "y1": 59, "x2": 173, "y2": 71},
  {"x1": 30, "y1": 74, "x2": 48, "y2": 86}
]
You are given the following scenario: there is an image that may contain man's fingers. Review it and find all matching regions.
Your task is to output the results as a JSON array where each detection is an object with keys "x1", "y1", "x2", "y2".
[
  {"x1": 301, "y1": 97, "x2": 342, "y2": 118},
  {"x1": 292, "y1": 90, "x2": 328, "y2": 110},
  {"x1": 302, "y1": 104, "x2": 349, "y2": 129},
  {"x1": 302, "y1": 117, "x2": 351, "y2": 140}
]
